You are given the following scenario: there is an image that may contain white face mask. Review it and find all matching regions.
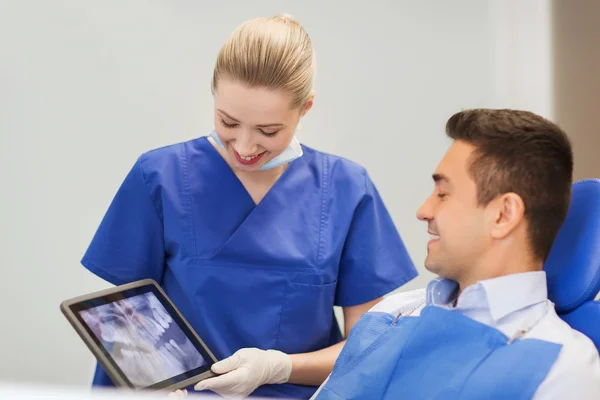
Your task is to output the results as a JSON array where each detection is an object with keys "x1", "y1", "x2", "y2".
[{"x1": 208, "y1": 130, "x2": 303, "y2": 171}]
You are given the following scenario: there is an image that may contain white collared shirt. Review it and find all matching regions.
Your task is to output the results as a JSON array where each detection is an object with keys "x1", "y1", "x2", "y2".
[{"x1": 366, "y1": 271, "x2": 600, "y2": 399}]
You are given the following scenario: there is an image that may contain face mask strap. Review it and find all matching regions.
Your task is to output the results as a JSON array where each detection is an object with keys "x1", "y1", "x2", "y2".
[{"x1": 209, "y1": 131, "x2": 303, "y2": 170}]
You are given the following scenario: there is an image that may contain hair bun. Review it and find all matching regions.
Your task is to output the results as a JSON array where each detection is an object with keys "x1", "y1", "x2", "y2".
[{"x1": 274, "y1": 13, "x2": 302, "y2": 27}]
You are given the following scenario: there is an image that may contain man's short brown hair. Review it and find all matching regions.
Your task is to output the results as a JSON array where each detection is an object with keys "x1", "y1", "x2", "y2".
[{"x1": 446, "y1": 109, "x2": 573, "y2": 261}]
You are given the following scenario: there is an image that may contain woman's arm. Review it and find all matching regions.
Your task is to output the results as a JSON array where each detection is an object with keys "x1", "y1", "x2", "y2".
[
  {"x1": 287, "y1": 297, "x2": 382, "y2": 386},
  {"x1": 191, "y1": 297, "x2": 383, "y2": 398}
]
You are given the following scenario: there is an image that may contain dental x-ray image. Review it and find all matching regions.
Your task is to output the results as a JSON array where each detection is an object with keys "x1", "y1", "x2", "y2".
[{"x1": 79, "y1": 292, "x2": 206, "y2": 388}]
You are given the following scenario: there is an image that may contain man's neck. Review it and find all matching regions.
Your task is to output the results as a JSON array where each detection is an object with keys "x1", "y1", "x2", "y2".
[{"x1": 455, "y1": 250, "x2": 543, "y2": 299}]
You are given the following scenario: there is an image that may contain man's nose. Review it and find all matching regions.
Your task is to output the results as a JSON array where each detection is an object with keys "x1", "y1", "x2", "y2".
[{"x1": 417, "y1": 197, "x2": 433, "y2": 221}]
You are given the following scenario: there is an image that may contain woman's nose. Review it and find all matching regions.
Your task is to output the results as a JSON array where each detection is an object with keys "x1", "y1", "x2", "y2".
[{"x1": 234, "y1": 130, "x2": 259, "y2": 156}]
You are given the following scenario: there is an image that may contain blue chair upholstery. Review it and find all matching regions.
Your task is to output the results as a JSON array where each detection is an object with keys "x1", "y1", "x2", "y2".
[{"x1": 544, "y1": 179, "x2": 600, "y2": 351}]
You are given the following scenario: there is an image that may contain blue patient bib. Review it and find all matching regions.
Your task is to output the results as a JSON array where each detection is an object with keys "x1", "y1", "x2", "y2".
[{"x1": 316, "y1": 306, "x2": 562, "y2": 399}]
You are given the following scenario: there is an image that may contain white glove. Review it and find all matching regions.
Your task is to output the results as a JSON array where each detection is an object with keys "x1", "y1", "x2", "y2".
[
  {"x1": 193, "y1": 348, "x2": 292, "y2": 399},
  {"x1": 167, "y1": 389, "x2": 188, "y2": 397}
]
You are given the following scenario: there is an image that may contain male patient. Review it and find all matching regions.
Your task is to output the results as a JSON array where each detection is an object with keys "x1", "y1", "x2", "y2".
[{"x1": 313, "y1": 109, "x2": 600, "y2": 399}]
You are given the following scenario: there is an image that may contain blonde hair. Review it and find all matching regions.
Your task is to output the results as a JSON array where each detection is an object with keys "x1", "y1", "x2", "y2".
[{"x1": 212, "y1": 13, "x2": 316, "y2": 109}]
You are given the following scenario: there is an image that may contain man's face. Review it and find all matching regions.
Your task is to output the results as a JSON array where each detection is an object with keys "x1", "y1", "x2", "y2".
[{"x1": 416, "y1": 140, "x2": 490, "y2": 282}]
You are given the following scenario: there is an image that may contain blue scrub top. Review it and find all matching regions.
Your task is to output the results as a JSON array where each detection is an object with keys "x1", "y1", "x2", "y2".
[{"x1": 82, "y1": 136, "x2": 417, "y2": 398}]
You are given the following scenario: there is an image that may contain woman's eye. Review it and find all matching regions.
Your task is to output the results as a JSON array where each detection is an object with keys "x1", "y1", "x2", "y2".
[
  {"x1": 259, "y1": 129, "x2": 279, "y2": 137},
  {"x1": 220, "y1": 119, "x2": 238, "y2": 128}
]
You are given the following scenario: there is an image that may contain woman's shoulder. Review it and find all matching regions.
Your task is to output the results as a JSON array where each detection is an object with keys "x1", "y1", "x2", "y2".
[
  {"x1": 129, "y1": 137, "x2": 212, "y2": 194},
  {"x1": 301, "y1": 144, "x2": 369, "y2": 185},
  {"x1": 138, "y1": 137, "x2": 206, "y2": 167}
]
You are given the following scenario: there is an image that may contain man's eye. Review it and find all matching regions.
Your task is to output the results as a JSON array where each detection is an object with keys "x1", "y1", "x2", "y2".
[{"x1": 437, "y1": 193, "x2": 446, "y2": 199}]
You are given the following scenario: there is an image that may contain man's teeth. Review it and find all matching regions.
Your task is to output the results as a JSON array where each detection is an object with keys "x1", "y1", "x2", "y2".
[
  {"x1": 430, "y1": 234, "x2": 440, "y2": 240},
  {"x1": 241, "y1": 154, "x2": 258, "y2": 160}
]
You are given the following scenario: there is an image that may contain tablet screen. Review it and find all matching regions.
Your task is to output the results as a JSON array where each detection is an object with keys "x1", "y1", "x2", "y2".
[{"x1": 70, "y1": 285, "x2": 212, "y2": 389}]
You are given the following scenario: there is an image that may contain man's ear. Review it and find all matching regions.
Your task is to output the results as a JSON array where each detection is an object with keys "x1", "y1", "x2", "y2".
[{"x1": 489, "y1": 192, "x2": 525, "y2": 239}]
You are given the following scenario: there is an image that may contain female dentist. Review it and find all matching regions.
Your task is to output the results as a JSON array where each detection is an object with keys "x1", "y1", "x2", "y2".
[{"x1": 82, "y1": 13, "x2": 417, "y2": 399}]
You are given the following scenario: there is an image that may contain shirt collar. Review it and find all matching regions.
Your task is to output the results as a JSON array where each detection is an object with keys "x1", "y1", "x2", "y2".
[
  {"x1": 478, "y1": 271, "x2": 548, "y2": 321},
  {"x1": 425, "y1": 271, "x2": 548, "y2": 321},
  {"x1": 426, "y1": 278, "x2": 459, "y2": 306}
]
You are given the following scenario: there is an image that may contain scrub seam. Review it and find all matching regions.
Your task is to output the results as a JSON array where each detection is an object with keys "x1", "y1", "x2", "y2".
[
  {"x1": 189, "y1": 259, "x2": 320, "y2": 274},
  {"x1": 181, "y1": 144, "x2": 198, "y2": 257},
  {"x1": 274, "y1": 282, "x2": 289, "y2": 349},
  {"x1": 138, "y1": 154, "x2": 165, "y2": 227},
  {"x1": 317, "y1": 155, "x2": 329, "y2": 263}
]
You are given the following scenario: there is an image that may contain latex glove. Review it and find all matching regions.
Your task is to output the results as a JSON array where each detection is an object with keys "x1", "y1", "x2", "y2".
[
  {"x1": 167, "y1": 389, "x2": 188, "y2": 397},
  {"x1": 193, "y1": 348, "x2": 292, "y2": 399}
]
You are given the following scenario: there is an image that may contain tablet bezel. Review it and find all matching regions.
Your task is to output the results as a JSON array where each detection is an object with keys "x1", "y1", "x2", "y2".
[{"x1": 61, "y1": 278, "x2": 217, "y2": 392}]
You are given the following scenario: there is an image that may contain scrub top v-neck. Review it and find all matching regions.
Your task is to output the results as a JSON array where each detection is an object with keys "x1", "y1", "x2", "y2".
[{"x1": 82, "y1": 135, "x2": 417, "y2": 398}]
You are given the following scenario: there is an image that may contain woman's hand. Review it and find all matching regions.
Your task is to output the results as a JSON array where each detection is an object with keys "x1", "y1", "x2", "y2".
[{"x1": 193, "y1": 348, "x2": 292, "y2": 399}]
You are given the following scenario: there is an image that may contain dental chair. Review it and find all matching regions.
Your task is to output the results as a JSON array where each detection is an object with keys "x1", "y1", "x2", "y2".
[{"x1": 545, "y1": 179, "x2": 600, "y2": 352}]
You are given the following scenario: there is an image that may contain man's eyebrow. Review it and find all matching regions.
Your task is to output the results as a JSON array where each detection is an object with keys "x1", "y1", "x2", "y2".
[{"x1": 432, "y1": 173, "x2": 450, "y2": 183}]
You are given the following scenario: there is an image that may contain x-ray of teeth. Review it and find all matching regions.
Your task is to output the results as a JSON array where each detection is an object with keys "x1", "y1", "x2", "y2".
[{"x1": 79, "y1": 292, "x2": 206, "y2": 388}]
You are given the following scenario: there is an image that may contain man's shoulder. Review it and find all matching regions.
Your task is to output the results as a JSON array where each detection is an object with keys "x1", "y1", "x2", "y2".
[
  {"x1": 533, "y1": 307, "x2": 598, "y2": 357},
  {"x1": 369, "y1": 289, "x2": 427, "y2": 315},
  {"x1": 532, "y1": 306, "x2": 600, "y2": 399}
]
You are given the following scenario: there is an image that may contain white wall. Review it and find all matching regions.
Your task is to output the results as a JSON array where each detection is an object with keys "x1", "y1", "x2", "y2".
[{"x1": 0, "y1": 0, "x2": 552, "y2": 388}]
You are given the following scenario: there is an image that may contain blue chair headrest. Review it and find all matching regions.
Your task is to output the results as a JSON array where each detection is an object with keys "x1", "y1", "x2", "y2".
[{"x1": 545, "y1": 179, "x2": 600, "y2": 314}]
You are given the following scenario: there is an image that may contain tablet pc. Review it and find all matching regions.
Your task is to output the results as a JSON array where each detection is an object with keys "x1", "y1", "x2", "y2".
[{"x1": 61, "y1": 279, "x2": 217, "y2": 391}]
